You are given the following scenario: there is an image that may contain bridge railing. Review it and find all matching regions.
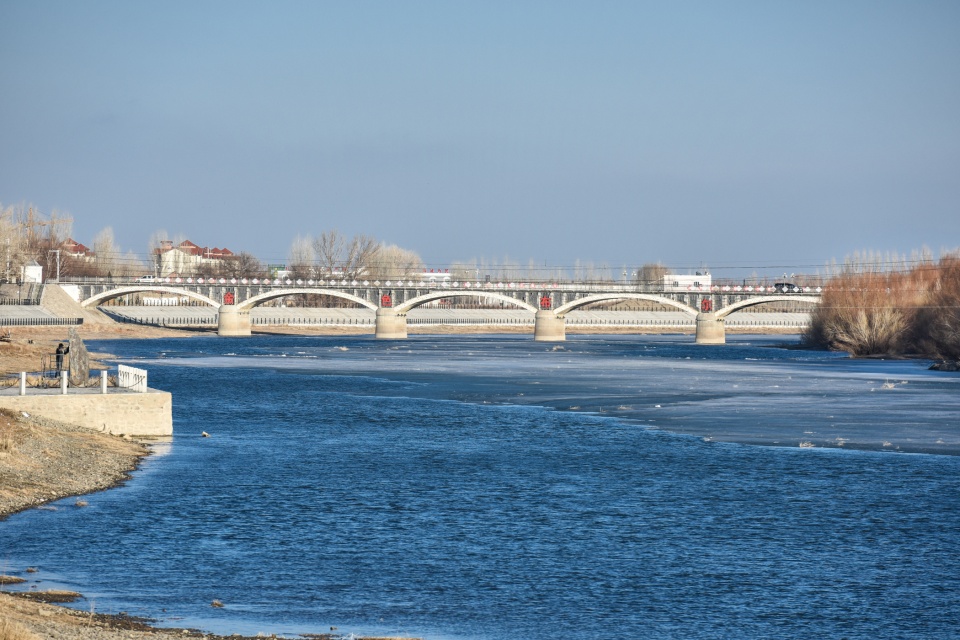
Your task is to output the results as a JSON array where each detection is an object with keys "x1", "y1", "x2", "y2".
[{"x1": 62, "y1": 275, "x2": 825, "y2": 294}]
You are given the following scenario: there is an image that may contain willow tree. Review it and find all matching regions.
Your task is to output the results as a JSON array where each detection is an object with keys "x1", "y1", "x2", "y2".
[{"x1": 368, "y1": 244, "x2": 423, "y2": 280}]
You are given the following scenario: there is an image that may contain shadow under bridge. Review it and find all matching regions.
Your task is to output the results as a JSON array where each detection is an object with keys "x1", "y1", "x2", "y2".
[
  {"x1": 374, "y1": 290, "x2": 539, "y2": 339},
  {"x1": 217, "y1": 289, "x2": 377, "y2": 336}
]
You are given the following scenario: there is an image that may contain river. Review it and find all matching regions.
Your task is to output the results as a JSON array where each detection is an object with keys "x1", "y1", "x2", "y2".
[{"x1": 2, "y1": 334, "x2": 959, "y2": 639}]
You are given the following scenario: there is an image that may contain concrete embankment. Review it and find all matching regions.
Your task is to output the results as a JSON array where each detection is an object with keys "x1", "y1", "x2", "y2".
[
  {"x1": 0, "y1": 388, "x2": 173, "y2": 437},
  {"x1": 39, "y1": 282, "x2": 113, "y2": 324}
]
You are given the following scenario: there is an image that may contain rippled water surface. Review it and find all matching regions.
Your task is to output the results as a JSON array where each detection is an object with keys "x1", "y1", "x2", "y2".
[{"x1": 2, "y1": 334, "x2": 959, "y2": 639}]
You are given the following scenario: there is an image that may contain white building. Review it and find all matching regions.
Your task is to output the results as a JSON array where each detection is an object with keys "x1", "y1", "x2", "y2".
[
  {"x1": 154, "y1": 240, "x2": 235, "y2": 277},
  {"x1": 21, "y1": 261, "x2": 43, "y2": 283}
]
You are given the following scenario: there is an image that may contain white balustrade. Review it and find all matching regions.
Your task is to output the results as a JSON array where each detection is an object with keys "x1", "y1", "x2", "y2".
[{"x1": 118, "y1": 364, "x2": 149, "y2": 392}]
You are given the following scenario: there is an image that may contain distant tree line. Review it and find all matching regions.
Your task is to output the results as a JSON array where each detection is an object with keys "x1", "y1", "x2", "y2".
[{"x1": 2, "y1": 204, "x2": 430, "y2": 285}]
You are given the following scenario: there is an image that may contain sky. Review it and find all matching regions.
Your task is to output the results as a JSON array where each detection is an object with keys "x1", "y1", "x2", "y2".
[{"x1": 1, "y1": 0, "x2": 958, "y2": 277}]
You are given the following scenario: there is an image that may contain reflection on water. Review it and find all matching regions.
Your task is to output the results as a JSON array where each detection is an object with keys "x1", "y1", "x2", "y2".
[{"x1": 1, "y1": 334, "x2": 958, "y2": 640}]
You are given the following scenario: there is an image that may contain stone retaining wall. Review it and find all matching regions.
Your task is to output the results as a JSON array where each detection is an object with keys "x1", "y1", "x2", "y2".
[{"x1": 0, "y1": 391, "x2": 173, "y2": 437}]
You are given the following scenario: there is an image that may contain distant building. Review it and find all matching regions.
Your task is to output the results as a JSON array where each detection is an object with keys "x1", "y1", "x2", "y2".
[
  {"x1": 62, "y1": 238, "x2": 95, "y2": 259},
  {"x1": 662, "y1": 273, "x2": 712, "y2": 292},
  {"x1": 21, "y1": 260, "x2": 43, "y2": 283},
  {"x1": 267, "y1": 264, "x2": 289, "y2": 279},
  {"x1": 422, "y1": 268, "x2": 451, "y2": 283},
  {"x1": 154, "y1": 239, "x2": 236, "y2": 276}
]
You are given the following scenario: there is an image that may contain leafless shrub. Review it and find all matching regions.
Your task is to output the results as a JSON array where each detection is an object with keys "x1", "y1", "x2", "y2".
[
  {"x1": 805, "y1": 252, "x2": 960, "y2": 357},
  {"x1": 911, "y1": 254, "x2": 960, "y2": 359}
]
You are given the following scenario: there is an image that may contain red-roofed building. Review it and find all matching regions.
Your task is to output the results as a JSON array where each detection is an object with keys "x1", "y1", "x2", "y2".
[
  {"x1": 63, "y1": 238, "x2": 95, "y2": 258},
  {"x1": 154, "y1": 239, "x2": 239, "y2": 276}
]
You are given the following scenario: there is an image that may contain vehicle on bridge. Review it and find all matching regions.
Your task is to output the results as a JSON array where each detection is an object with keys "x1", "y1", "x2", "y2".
[{"x1": 773, "y1": 282, "x2": 803, "y2": 293}]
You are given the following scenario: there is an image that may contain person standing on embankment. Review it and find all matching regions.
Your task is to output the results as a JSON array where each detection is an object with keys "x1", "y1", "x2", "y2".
[{"x1": 55, "y1": 342, "x2": 69, "y2": 370}]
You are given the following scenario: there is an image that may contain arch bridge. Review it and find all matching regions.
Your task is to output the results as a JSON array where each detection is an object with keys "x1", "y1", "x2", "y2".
[{"x1": 67, "y1": 278, "x2": 821, "y2": 344}]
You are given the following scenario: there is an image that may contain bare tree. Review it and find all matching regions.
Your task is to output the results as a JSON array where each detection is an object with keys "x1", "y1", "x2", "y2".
[
  {"x1": 221, "y1": 252, "x2": 266, "y2": 279},
  {"x1": 120, "y1": 250, "x2": 146, "y2": 277},
  {"x1": 344, "y1": 234, "x2": 381, "y2": 278},
  {"x1": 1, "y1": 204, "x2": 27, "y2": 282},
  {"x1": 314, "y1": 230, "x2": 346, "y2": 275},
  {"x1": 449, "y1": 260, "x2": 479, "y2": 281},
  {"x1": 636, "y1": 262, "x2": 668, "y2": 291},
  {"x1": 0, "y1": 204, "x2": 73, "y2": 281},
  {"x1": 288, "y1": 235, "x2": 315, "y2": 279},
  {"x1": 93, "y1": 227, "x2": 119, "y2": 277}
]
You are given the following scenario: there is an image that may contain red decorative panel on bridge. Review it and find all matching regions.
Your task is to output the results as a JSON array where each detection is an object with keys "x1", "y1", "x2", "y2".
[
  {"x1": 539, "y1": 296, "x2": 551, "y2": 310},
  {"x1": 381, "y1": 294, "x2": 392, "y2": 308},
  {"x1": 223, "y1": 292, "x2": 235, "y2": 305}
]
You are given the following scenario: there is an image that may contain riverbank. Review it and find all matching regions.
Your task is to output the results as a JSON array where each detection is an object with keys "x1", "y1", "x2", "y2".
[
  {"x1": 0, "y1": 414, "x2": 418, "y2": 639},
  {"x1": 0, "y1": 324, "x2": 420, "y2": 639}
]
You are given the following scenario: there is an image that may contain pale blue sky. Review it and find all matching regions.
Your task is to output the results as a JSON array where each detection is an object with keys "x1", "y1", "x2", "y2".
[{"x1": 1, "y1": 1, "x2": 958, "y2": 275}]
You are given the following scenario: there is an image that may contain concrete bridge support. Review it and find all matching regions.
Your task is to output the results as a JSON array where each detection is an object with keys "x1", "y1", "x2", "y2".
[
  {"x1": 695, "y1": 312, "x2": 725, "y2": 345},
  {"x1": 217, "y1": 304, "x2": 252, "y2": 337},
  {"x1": 375, "y1": 308, "x2": 408, "y2": 339},
  {"x1": 534, "y1": 310, "x2": 566, "y2": 342}
]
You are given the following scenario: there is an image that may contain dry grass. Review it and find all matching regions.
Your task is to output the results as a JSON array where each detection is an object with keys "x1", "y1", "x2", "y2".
[
  {"x1": 0, "y1": 617, "x2": 41, "y2": 640},
  {"x1": 0, "y1": 409, "x2": 21, "y2": 455}
]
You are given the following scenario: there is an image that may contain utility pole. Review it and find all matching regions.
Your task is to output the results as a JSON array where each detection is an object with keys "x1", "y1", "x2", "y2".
[{"x1": 48, "y1": 249, "x2": 61, "y2": 282}]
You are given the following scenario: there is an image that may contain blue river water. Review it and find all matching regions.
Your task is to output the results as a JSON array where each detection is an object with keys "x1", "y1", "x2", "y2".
[{"x1": 2, "y1": 334, "x2": 960, "y2": 639}]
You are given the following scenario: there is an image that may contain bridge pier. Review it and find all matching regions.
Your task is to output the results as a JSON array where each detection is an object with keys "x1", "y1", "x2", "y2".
[
  {"x1": 534, "y1": 309, "x2": 566, "y2": 342},
  {"x1": 695, "y1": 312, "x2": 725, "y2": 345},
  {"x1": 217, "y1": 304, "x2": 252, "y2": 337},
  {"x1": 375, "y1": 308, "x2": 408, "y2": 339}
]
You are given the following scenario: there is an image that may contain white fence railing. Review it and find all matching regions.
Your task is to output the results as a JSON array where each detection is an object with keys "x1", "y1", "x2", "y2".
[{"x1": 118, "y1": 364, "x2": 148, "y2": 392}]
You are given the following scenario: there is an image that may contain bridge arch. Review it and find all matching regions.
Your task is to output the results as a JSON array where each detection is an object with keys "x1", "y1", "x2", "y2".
[
  {"x1": 82, "y1": 286, "x2": 220, "y2": 309},
  {"x1": 716, "y1": 295, "x2": 821, "y2": 319},
  {"x1": 394, "y1": 291, "x2": 538, "y2": 314},
  {"x1": 553, "y1": 293, "x2": 698, "y2": 317},
  {"x1": 238, "y1": 289, "x2": 378, "y2": 311}
]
